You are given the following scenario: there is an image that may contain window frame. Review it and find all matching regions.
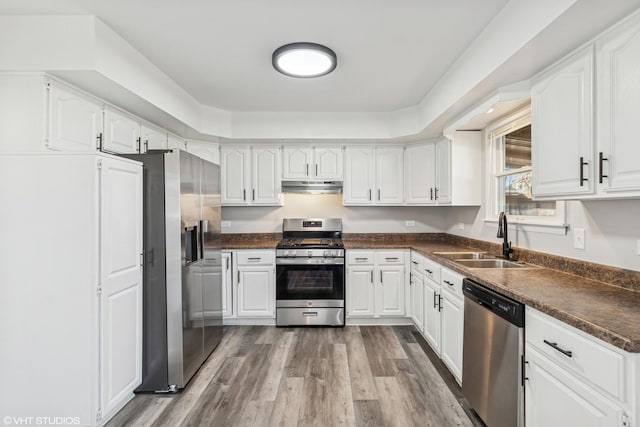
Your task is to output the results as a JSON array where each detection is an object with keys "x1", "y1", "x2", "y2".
[{"x1": 484, "y1": 106, "x2": 568, "y2": 235}]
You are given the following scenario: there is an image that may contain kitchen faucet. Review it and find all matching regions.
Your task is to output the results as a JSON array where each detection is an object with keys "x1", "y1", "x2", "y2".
[{"x1": 497, "y1": 212, "x2": 514, "y2": 260}]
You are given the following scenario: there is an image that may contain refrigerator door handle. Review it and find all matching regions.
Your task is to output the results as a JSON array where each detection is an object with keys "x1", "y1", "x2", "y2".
[{"x1": 199, "y1": 220, "x2": 208, "y2": 260}]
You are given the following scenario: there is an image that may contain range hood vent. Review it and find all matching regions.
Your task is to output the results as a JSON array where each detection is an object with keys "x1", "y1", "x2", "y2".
[{"x1": 281, "y1": 181, "x2": 343, "y2": 194}]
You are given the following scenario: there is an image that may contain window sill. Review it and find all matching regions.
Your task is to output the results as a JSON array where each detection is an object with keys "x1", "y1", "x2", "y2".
[{"x1": 483, "y1": 218, "x2": 569, "y2": 235}]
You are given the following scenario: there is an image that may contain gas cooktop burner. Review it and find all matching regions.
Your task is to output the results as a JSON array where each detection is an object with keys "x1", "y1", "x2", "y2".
[{"x1": 277, "y1": 237, "x2": 344, "y2": 249}]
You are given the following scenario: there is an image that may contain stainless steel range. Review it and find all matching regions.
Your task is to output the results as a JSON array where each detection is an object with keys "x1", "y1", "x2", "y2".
[{"x1": 276, "y1": 218, "x2": 345, "y2": 326}]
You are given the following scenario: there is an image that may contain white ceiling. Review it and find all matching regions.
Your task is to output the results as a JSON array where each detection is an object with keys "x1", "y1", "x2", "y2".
[{"x1": 0, "y1": 0, "x2": 510, "y2": 113}]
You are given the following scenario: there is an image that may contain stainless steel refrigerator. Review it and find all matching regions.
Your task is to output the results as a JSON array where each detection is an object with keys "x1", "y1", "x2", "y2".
[{"x1": 122, "y1": 149, "x2": 222, "y2": 392}]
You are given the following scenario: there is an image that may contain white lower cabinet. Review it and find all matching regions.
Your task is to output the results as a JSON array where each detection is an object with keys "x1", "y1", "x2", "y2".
[
  {"x1": 440, "y1": 289, "x2": 464, "y2": 381},
  {"x1": 423, "y1": 274, "x2": 442, "y2": 354},
  {"x1": 0, "y1": 153, "x2": 142, "y2": 426},
  {"x1": 346, "y1": 250, "x2": 406, "y2": 318},
  {"x1": 525, "y1": 307, "x2": 636, "y2": 427},
  {"x1": 410, "y1": 271, "x2": 424, "y2": 332},
  {"x1": 225, "y1": 250, "x2": 276, "y2": 321}
]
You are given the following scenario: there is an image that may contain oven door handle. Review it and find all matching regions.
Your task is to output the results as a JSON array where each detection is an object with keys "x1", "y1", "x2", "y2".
[{"x1": 276, "y1": 258, "x2": 344, "y2": 265}]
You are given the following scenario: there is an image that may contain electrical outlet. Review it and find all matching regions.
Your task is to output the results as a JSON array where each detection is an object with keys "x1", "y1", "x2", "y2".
[
  {"x1": 405, "y1": 220, "x2": 416, "y2": 227},
  {"x1": 573, "y1": 228, "x2": 585, "y2": 250},
  {"x1": 221, "y1": 221, "x2": 231, "y2": 228}
]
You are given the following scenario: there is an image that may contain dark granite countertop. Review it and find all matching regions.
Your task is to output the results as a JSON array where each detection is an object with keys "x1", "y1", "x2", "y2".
[
  {"x1": 346, "y1": 239, "x2": 640, "y2": 353},
  {"x1": 222, "y1": 233, "x2": 640, "y2": 352}
]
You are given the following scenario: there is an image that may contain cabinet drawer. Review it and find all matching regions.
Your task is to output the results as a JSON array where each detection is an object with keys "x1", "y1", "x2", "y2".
[
  {"x1": 410, "y1": 252, "x2": 424, "y2": 272},
  {"x1": 440, "y1": 267, "x2": 463, "y2": 298},
  {"x1": 376, "y1": 250, "x2": 405, "y2": 265},
  {"x1": 235, "y1": 250, "x2": 275, "y2": 266},
  {"x1": 526, "y1": 308, "x2": 626, "y2": 401},
  {"x1": 346, "y1": 251, "x2": 375, "y2": 265},
  {"x1": 423, "y1": 258, "x2": 441, "y2": 284}
]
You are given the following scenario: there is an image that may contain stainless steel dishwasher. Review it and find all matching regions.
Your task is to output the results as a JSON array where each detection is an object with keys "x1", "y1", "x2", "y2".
[{"x1": 462, "y1": 278, "x2": 525, "y2": 427}]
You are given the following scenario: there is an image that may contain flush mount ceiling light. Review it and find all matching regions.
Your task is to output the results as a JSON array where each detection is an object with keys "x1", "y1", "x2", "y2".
[{"x1": 272, "y1": 42, "x2": 337, "y2": 78}]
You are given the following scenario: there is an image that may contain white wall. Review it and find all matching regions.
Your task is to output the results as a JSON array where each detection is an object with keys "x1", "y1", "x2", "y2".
[{"x1": 221, "y1": 193, "x2": 445, "y2": 234}]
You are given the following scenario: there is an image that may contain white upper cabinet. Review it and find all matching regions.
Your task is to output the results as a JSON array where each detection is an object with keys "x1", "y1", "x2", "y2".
[
  {"x1": 141, "y1": 124, "x2": 167, "y2": 152},
  {"x1": 314, "y1": 147, "x2": 343, "y2": 180},
  {"x1": 596, "y1": 15, "x2": 640, "y2": 195},
  {"x1": 252, "y1": 146, "x2": 281, "y2": 205},
  {"x1": 167, "y1": 133, "x2": 187, "y2": 151},
  {"x1": 344, "y1": 146, "x2": 376, "y2": 204},
  {"x1": 375, "y1": 146, "x2": 404, "y2": 204},
  {"x1": 221, "y1": 146, "x2": 251, "y2": 204},
  {"x1": 344, "y1": 146, "x2": 403, "y2": 205},
  {"x1": 282, "y1": 147, "x2": 313, "y2": 179},
  {"x1": 282, "y1": 146, "x2": 342, "y2": 180},
  {"x1": 186, "y1": 140, "x2": 220, "y2": 164},
  {"x1": 532, "y1": 47, "x2": 595, "y2": 198},
  {"x1": 103, "y1": 106, "x2": 142, "y2": 154},
  {"x1": 221, "y1": 145, "x2": 281, "y2": 206},
  {"x1": 405, "y1": 143, "x2": 436, "y2": 204},
  {"x1": 434, "y1": 138, "x2": 452, "y2": 204},
  {"x1": 47, "y1": 83, "x2": 102, "y2": 152}
]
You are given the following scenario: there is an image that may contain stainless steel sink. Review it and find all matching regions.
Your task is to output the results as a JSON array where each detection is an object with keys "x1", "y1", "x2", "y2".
[
  {"x1": 433, "y1": 252, "x2": 496, "y2": 260},
  {"x1": 454, "y1": 259, "x2": 534, "y2": 269}
]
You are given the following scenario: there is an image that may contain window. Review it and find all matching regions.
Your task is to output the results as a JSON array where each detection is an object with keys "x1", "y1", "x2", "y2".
[{"x1": 486, "y1": 107, "x2": 566, "y2": 232}]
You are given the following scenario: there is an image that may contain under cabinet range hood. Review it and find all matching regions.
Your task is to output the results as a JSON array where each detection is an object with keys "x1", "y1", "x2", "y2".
[{"x1": 281, "y1": 180, "x2": 343, "y2": 194}]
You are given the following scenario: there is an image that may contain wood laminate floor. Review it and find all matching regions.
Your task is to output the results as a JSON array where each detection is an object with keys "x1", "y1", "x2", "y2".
[{"x1": 107, "y1": 325, "x2": 481, "y2": 427}]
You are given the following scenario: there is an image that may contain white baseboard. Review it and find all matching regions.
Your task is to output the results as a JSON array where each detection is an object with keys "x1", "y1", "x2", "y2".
[
  {"x1": 223, "y1": 317, "x2": 276, "y2": 326},
  {"x1": 346, "y1": 317, "x2": 414, "y2": 326}
]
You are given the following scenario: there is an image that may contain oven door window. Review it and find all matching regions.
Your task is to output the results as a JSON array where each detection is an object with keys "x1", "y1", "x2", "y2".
[{"x1": 276, "y1": 264, "x2": 344, "y2": 300}]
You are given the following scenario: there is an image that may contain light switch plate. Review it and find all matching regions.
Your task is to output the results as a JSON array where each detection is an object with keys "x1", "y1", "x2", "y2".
[
  {"x1": 221, "y1": 221, "x2": 231, "y2": 228},
  {"x1": 405, "y1": 220, "x2": 416, "y2": 227},
  {"x1": 573, "y1": 228, "x2": 585, "y2": 250}
]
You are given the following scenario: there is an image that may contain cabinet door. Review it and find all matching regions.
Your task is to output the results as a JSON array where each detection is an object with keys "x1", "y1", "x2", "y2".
[
  {"x1": 525, "y1": 346, "x2": 625, "y2": 427},
  {"x1": 410, "y1": 273, "x2": 424, "y2": 331},
  {"x1": 282, "y1": 147, "x2": 313, "y2": 179},
  {"x1": 221, "y1": 146, "x2": 251, "y2": 205},
  {"x1": 236, "y1": 266, "x2": 275, "y2": 317},
  {"x1": 423, "y1": 279, "x2": 441, "y2": 354},
  {"x1": 222, "y1": 252, "x2": 233, "y2": 318},
  {"x1": 103, "y1": 107, "x2": 141, "y2": 154},
  {"x1": 376, "y1": 266, "x2": 405, "y2": 316},
  {"x1": 141, "y1": 124, "x2": 167, "y2": 152},
  {"x1": 346, "y1": 266, "x2": 375, "y2": 317},
  {"x1": 47, "y1": 84, "x2": 101, "y2": 152},
  {"x1": 99, "y1": 156, "x2": 143, "y2": 416},
  {"x1": 440, "y1": 294, "x2": 463, "y2": 382},
  {"x1": 435, "y1": 139, "x2": 451, "y2": 204},
  {"x1": 375, "y1": 146, "x2": 404, "y2": 204},
  {"x1": 532, "y1": 47, "x2": 594, "y2": 198},
  {"x1": 344, "y1": 147, "x2": 375, "y2": 204},
  {"x1": 597, "y1": 19, "x2": 640, "y2": 193},
  {"x1": 252, "y1": 146, "x2": 281, "y2": 205},
  {"x1": 168, "y1": 134, "x2": 187, "y2": 151},
  {"x1": 404, "y1": 144, "x2": 436, "y2": 205},
  {"x1": 186, "y1": 140, "x2": 220, "y2": 164},
  {"x1": 314, "y1": 147, "x2": 343, "y2": 180}
]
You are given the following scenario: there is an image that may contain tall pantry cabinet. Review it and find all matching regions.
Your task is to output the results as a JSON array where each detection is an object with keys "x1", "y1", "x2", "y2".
[{"x1": 0, "y1": 74, "x2": 143, "y2": 426}]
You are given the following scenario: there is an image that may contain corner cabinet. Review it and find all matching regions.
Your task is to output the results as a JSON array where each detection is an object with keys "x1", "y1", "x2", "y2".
[
  {"x1": 221, "y1": 145, "x2": 281, "y2": 206},
  {"x1": 346, "y1": 250, "x2": 407, "y2": 318},
  {"x1": 343, "y1": 146, "x2": 403, "y2": 205},
  {"x1": 281, "y1": 146, "x2": 343, "y2": 180}
]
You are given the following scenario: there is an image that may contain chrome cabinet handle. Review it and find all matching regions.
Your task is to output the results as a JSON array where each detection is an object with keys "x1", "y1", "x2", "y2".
[
  {"x1": 434, "y1": 187, "x2": 439, "y2": 200},
  {"x1": 136, "y1": 136, "x2": 142, "y2": 153},
  {"x1": 425, "y1": 269, "x2": 433, "y2": 274},
  {"x1": 412, "y1": 261, "x2": 419, "y2": 265},
  {"x1": 438, "y1": 295, "x2": 443, "y2": 312},
  {"x1": 378, "y1": 189, "x2": 381, "y2": 200},
  {"x1": 315, "y1": 164, "x2": 318, "y2": 176},
  {"x1": 443, "y1": 280, "x2": 454, "y2": 287},
  {"x1": 226, "y1": 257, "x2": 230, "y2": 270},
  {"x1": 237, "y1": 270, "x2": 240, "y2": 283},
  {"x1": 385, "y1": 257, "x2": 398, "y2": 261},
  {"x1": 433, "y1": 293, "x2": 437, "y2": 308},
  {"x1": 380, "y1": 270, "x2": 383, "y2": 283},
  {"x1": 96, "y1": 132, "x2": 103, "y2": 150},
  {"x1": 355, "y1": 257, "x2": 369, "y2": 261},
  {"x1": 306, "y1": 163, "x2": 309, "y2": 176},
  {"x1": 430, "y1": 188, "x2": 433, "y2": 200},
  {"x1": 544, "y1": 340, "x2": 573, "y2": 358},
  {"x1": 243, "y1": 189, "x2": 246, "y2": 201},
  {"x1": 369, "y1": 189, "x2": 372, "y2": 201},
  {"x1": 370, "y1": 270, "x2": 373, "y2": 283},
  {"x1": 248, "y1": 257, "x2": 261, "y2": 261},
  {"x1": 252, "y1": 189, "x2": 255, "y2": 201},
  {"x1": 302, "y1": 312, "x2": 318, "y2": 316},
  {"x1": 579, "y1": 157, "x2": 588, "y2": 186}
]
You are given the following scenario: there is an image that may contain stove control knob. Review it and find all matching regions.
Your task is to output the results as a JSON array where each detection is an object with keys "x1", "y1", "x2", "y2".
[{"x1": 307, "y1": 250, "x2": 313, "y2": 257}]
